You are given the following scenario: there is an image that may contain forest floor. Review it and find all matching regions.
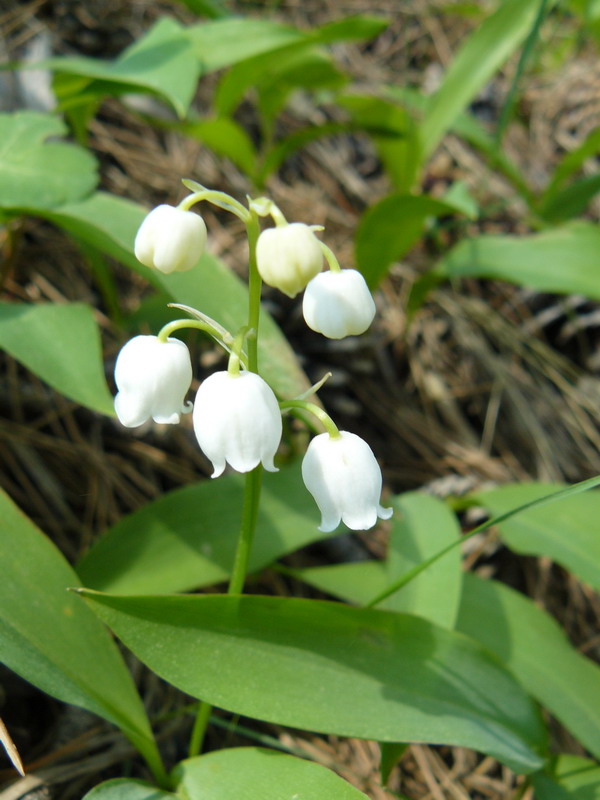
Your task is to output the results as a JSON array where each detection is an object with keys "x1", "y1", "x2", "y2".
[{"x1": 0, "y1": 1, "x2": 599, "y2": 798}]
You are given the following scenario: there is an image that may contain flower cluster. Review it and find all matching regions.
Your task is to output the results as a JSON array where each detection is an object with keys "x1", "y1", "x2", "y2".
[{"x1": 115, "y1": 196, "x2": 391, "y2": 532}]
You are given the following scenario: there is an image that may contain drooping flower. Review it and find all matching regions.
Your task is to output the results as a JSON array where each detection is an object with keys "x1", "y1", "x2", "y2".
[
  {"x1": 193, "y1": 370, "x2": 282, "y2": 478},
  {"x1": 256, "y1": 223, "x2": 323, "y2": 298},
  {"x1": 302, "y1": 431, "x2": 393, "y2": 532},
  {"x1": 303, "y1": 269, "x2": 376, "y2": 339},
  {"x1": 114, "y1": 335, "x2": 193, "y2": 427},
  {"x1": 134, "y1": 204, "x2": 207, "y2": 273}
]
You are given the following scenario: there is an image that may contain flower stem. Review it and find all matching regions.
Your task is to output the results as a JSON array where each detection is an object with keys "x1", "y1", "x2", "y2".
[
  {"x1": 178, "y1": 189, "x2": 250, "y2": 222},
  {"x1": 187, "y1": 204, "x2": 265, "y2": 758},
  {"x1": 157, "y1": 318, "x2": 228, "y2": 344},
  {"x1": 279, "y1": 399, "x2": 341, "y2": 438},
  {"x1": 320, "y1": 242, "x2": 342, "y2": 273},
  {"x1": 228, "y1": 464, "x2": 264, "y2": 594}
]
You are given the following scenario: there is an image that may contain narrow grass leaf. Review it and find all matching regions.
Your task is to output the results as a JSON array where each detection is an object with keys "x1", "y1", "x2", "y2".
[
  {"x1": 0, "y1": 301, "x2": 114, "y2": 415},
  {"x1": 79, "y1": 591, "x2": 547, "y2": 774},
  {"x1": 457, "y1": 574, "x2": 600, "y2": 759},
  {"x1": 421, "y1": 0, "x2": 548, "y2": 157},
  {"x1": 291, "y1": 493, "x2": 462, "y2": 629}
]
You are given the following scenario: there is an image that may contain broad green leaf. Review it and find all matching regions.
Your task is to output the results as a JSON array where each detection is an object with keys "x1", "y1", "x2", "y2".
[
  {"x1": 42, "y1": 19, "x2": 200, "y2": 118},
  {"x1": 212, "y1": 16, "x2": 385, "y2": 117},
  {"x1": 39, "y1": 192, "x2": 310, "y2": 399},
  {"x1": 541, "y1": 128, "x2": 600, "y2": 200},
  {"x1": 457, "y1": 574, "x2": 600, "y2": 759},
  {"x1": 0, "y1": 111, "x2": 96, "y2": 209},
  {"x1": 175, "y1": 0, "x2": 227, "y2": 18},
  {"x1": 435, "y1": 221, "x2": 600, "y2": 300},
  {"x1": 174, "y1": 748, "x2": 369, "y2": 799},
  {"x1": 470, "y1": 483, "x2": 600, "y2": 589},
  {"x1": 532, "y1": 755, "x2": 600, "y2": 800},
  {"x1": 77, "y1": 463, "x2": 323, "y2": 594},
  {"x1": 355, "y1": 193, "x2": 471, "y2": 288},
  {"x1": 293, "y1": 492, "x2": 462, "y2": 628},
  {"x1": 0, "y1": 301, "x2": 114, "y2": 415},
  {"x1": 0, "y1": 489, "x2": 159, "y2": 769},
  {"x1": 83, "y1": 780, "x2": 175, "y2": 800},
  {"x1": 179, "y1": 117, "x2": 257, "y2": 176},
  {"x1": 339, "y1": 94, "x2": 421, "y2": 192},
  {"x1": 188, "y1": 18, "x2": 303, "y2": 72},
  {"x1": 80, "y1": 592, "x2": 547, "y2": 773},
  {"x1": 538, "y1": 174, "x2": 600, "y2": 223},
  {"x1": 421, "y1": 0, "x2": 550, "y2": 157}
]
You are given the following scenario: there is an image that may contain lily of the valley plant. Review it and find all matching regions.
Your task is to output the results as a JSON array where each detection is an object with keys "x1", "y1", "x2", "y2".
[{"x1": 122, "y1": 182, "x2": 389, "y2": 548}]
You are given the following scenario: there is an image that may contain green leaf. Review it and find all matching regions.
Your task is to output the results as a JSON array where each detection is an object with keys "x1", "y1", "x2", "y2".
[
  {"x1": 470, "y1": 483, "x2": 600, "y2": 589},
  {"x1": 457, "y1": 574, "x2": 600, "y2": 759},
  {"x1": 355, "y1": 193, "x2": 470, "y2": 288},
  {"x1": 83, "y1": 780, "x2": 175, "y2": 800},
  {"x1": 0, "y1": 111, "x2": 97, "y2": 209},
  {"x1": 532, "y1": 755, "x2": 600, "y2": 800},
  {"x1": 211, "y1": 16, "x2": 384, "y2": 118},
  {"x1": 174, "y1": 748, "x2": 369, "y2": 799},
  {"x1": 538, "y1": 174, "x2": 600, "y2": 223},
  {"x1": 79, "y1": 592, "x2": 547, "y2": 773},
  {"x1": 179, "y1": 117, "x2": 257, "y2": 176},
  {"x1": 541, "y1": 128, "x2": 600, "y2": 199},
  {"x1": 175, "y1": 0, "x2": 228, "y2": 18},
  {"x1": 43, "y1": 18, "x2": 200, "y2": 118},
  {"x1": 77, "y1": 463, "x2": 324, "y2": 594},
  {"x1": 421, "y1": 0, "x2": 550, "y2": 158},
  {"x1": 0, "y1": 488, "x2": 158, "y2": 768},
  {"x1": 188, "y1": 18, "x2": 303, "y2": 72},
  {"x1": 39, "y1": 191, "x2": 310, "y2": 400},
  {"x1": 339, "y1": 94, "x2": 421, "y2": 192},
  {"x1": 379, "y1": 743, "x2": 408, "y2": 785},
  {"x1": 435, "y1": 221, "x2": 600, "y2": 300},
  {"x1": 0, "y1": 301, "x2": 114, "y2": 415},
  {"x1": 292, "y1": 492, "x2": 462, "y2": 629}
]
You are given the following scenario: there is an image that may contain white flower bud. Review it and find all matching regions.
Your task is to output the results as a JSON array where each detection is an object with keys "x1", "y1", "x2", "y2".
[
  {"x1": 193, "y1": 370, "x2": 282, "y2": 478},
  {"x1": 303, "y1": 269, "x2": 376, "y2": 339},
  {"x1": 256, "y1": 223, "x2": 323, "y2": 298},
  {"x1": 114, "y1": 335, "x2": 193, "y2": 427},
  {"x1": 302, "y1": 431, "x2": 393, "y2": 532},
  {"x1": 134, "y1": 204, "x2": 207, "y2": 273}
]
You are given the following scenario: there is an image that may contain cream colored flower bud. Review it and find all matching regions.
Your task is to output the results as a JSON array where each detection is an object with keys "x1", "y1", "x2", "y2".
[
  {"x1": 303, "y1": 269, "x2": 376, "y2": 339},
  {"x1": 256, "y1": 223, "x2": 323, "y2": 298},
  {"x1": 193, "y1": 370, "x2": 282, "y2": 478},
  {"x1": 114, "y1": 335, "x2": 193, "y2": 427},
  {"x1": 134, "y1": 204, "x2": 207, "y2": 274},
  {"x1": 302, "y1": 431, "x2": 393, "y2": 532}
]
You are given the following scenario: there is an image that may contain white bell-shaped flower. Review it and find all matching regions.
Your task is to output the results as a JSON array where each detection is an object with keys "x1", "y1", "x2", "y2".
[
  {"x1": 134, "y1": 204, "x2": 207, "y2": 273},
  {"x1": 114, "y1": 335, "x2": 193, "y2": 427},
  {"x1": 302, "y1": 431, "x2": 393, "y2": 532},
  {"x1": 303, "y1": 269, "x2": 376, "y2": 339},
  {"x1": 193, "y1": 370, "x2": 282, "y2": 478},
  {"x1": 256, "y1": 223, "x2": 323, "y2": 298}
]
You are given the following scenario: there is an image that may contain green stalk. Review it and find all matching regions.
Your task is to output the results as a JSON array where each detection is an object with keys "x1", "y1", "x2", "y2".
[
  {"x1": 188, "y1": 207, "x2": 265, "y2": 757},
  {"x1": 495, "y1": 0, "x2": 549, "y2": 146}
]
